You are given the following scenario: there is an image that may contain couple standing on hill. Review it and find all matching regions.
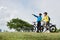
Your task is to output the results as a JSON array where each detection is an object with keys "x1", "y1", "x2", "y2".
[{"x1": 32, "y1": 12, "x2": 50, "y2": 32}]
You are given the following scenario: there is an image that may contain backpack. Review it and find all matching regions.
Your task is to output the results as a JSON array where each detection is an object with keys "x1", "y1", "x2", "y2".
[{"x1": 48, "y1": 16, "x2": 51, "y2": 21}]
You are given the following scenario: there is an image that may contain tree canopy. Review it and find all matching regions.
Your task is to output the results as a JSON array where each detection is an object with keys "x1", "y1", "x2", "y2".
[{"x1": 7, "y1": 18, "x2": 33, "y2": 31}]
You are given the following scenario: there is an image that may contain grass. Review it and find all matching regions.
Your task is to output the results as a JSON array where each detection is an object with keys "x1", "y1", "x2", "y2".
[{"x1": 0, "y1": 32, "x2": 60, "y2": 40}]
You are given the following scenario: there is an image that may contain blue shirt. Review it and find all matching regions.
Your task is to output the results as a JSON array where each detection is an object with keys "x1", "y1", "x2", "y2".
[{"x1": 33, "y1": 14, "x2": 42, "y2": 22}]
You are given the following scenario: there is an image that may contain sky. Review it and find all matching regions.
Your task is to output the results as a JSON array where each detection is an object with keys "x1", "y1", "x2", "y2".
[{"x1": 0, "y1": 0, "x2": 60, "y2": 32}]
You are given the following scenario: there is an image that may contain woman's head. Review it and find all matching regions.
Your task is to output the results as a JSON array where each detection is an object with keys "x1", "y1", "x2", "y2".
[{"x1": 44, "y1": 12, "x2": 48, "y2": 16}]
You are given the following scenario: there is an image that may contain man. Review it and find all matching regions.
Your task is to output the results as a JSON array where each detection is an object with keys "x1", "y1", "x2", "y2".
[
  {"x1": 42, "y1": 12, "x2": 50, "y2": 31},
  {"x1": 32, "y1": 13, "x2": 42, "y2": 32}
]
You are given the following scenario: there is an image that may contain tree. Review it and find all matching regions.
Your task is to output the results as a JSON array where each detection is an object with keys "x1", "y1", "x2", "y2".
[{"x1": 7, "y1": 18, "x2": 33, "y2": 31}]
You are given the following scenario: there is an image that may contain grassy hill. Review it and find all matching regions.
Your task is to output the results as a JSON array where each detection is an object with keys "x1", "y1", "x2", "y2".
[{"x1": 0, "y1": 32, "x2": 60, "y2": 40}]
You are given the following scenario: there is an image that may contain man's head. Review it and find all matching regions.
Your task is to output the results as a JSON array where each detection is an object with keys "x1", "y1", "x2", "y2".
[
  {"x1": 44, "y1": 12, "x2": 48, "y2": 16},
  {"x1": 39, "y1": 13, "x2": 42, "y2": 16}
]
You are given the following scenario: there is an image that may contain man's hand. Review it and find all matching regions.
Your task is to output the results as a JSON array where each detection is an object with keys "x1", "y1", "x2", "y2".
[{"x1": 32, "y1": 14, "x2": 34, "y2": 15}]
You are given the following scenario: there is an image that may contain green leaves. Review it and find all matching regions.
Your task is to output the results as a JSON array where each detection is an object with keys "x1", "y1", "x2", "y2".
[{"x1": 7, "y1": 18, "x2": 33, "y2": 31}]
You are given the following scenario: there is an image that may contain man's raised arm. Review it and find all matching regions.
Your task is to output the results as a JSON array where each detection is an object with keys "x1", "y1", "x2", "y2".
[{"x1": 32, "y1": 14, "x2": 38, "y2": 18}]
